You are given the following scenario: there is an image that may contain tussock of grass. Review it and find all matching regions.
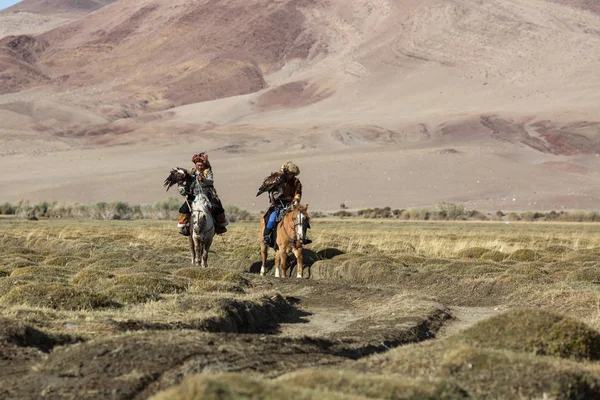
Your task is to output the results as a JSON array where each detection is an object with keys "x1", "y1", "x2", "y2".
[
  {"x1": 191, "y1": 280, "x2": 245, "y2": 294},
  {"x1": 2, "y1": 283, "x2": 118, "y2": 310},
  {"x1": 173, "y1": 267, "x2": 249, "y2": 286},
  {"x1": 545, "y1": 245, "x2": 572, "y2": 254},
  {"x1": 230, "y1": 246, "x2": 260, "y2": 260},
  {"x1": 507, "y1": 249, "x2": 541, "y2": 261},
  {"x1": 149, "y1": 374, "x2": 350, "y2": 400},
  {"x1": 278, "y1": 370, "x2": 469, "y2": 400},
  {"x1": 112, "y1": 274, "x2": 187, "y2": 294},
  {"x1": 309, "y1": 255, "x2": 408, "y2": 284},
  {"x1": 479, "y1": 250, "x2": 508, "y2": 262},
  {"x1": 455, "y1": 309, "x2": 600, "y2": 360},
  {"x1": 71, "y1": 269, "x2": 116, "y2": 287},
  {"x1": 102, "y1": 284, "x2": 162, "y2": 304},
  {"x1": 355, "y1": 338, "x2": 600, "y2": 399},
  {"x1": 456, "y1": 247, "x2": 490, "y2": 259},
  {"x1": 44, "y1": 255, "x2": 79, "y2": 267},
  {"x1": 568, "y1": 266, "x2": 600, "y2": 282},
  {"x1": 5, "y1": 256, "x2": 37, "y2": 268},
  {"x1": 10, "y1": 266, "x2": 74, "y2": 279},
  {"x1": 0, "y1": 274, "x2": 68, "y2": 297}
]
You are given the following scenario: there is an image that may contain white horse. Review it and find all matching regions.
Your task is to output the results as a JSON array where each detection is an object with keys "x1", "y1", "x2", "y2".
[{"x1": 189, "y1": 193, "x2": 215, "y2": 267}]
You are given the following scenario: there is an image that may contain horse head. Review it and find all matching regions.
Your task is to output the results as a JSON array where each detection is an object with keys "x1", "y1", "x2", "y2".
[
  {"x1": 290, "y1": 203, "x2": 310, "y2": 244},
  {"x1": 191, "y1": 193, "x2": 212, "y2": 236}
]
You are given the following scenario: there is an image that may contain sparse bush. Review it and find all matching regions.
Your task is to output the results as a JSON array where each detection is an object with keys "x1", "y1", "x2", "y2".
[
  {"x1": 332, "y1": 210, "x2": 353, "y2": 218},
  {"x1": 224, "y1": 204, "x2": 256, "y2": 222},
  {"x1": 438, "y1": 202, "x2": 465, "y2": 220}
]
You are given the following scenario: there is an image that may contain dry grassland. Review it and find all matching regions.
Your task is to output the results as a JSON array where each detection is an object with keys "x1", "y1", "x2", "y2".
[{"x1": 2, "y1": 218, "x2": 600, "y2": 399}]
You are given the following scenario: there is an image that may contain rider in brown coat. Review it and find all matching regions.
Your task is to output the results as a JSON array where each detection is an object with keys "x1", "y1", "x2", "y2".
[{"x1": 262, "y1": 161, "x2": 310, "y2": 245}]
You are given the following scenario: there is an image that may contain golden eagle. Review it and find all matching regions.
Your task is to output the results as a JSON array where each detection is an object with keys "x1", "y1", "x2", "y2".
[
  {"x1": 256, "y1": 171, "x2": 284, "y2": 197},
  {"x1": 163, "y1": 167, "x2": 191, "y2": 191}
]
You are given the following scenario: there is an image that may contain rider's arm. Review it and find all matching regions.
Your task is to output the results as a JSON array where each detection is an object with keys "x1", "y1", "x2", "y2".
[
  {"x1": 292, "y1": 179, "x2": 302, "y2": 205},
  {"x1": 198, "y1": 169, "x2": 214, "y2": 186}
]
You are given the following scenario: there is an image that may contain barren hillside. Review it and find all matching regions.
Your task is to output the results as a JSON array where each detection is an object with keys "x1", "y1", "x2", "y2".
[
  {"x1": 1, "y1": 0, "x2": 599, "y2": 212},
  {"x1": 1, "y1": 0, "x2": 116, "y2": 15}
]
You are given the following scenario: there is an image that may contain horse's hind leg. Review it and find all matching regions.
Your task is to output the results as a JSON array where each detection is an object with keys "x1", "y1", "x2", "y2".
[{"x1": 260, "y1": 242, "x2": 268, "y2": 276}]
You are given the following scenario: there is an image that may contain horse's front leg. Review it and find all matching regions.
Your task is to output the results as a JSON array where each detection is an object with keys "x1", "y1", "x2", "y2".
[
  {"x1": 279, "y1": 248, "x2": 288, "y2": 279},
  {"x1": 189, "y1": 236, "x2": 196, "y2": 264},
  {"x1": 293, "y1": 247, "x2": 304, "y2": 279},
  {"x1": 194, "y1": 237, "x2": 202, "y2": 266},
  {"x1": 201, "y1": 238, "x2": 213, "y2": 268}
]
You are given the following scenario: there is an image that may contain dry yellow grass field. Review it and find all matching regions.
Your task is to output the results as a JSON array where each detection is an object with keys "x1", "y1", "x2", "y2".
[{"x1": 2, "y1": 217, "x2": 600, "y2": 398}]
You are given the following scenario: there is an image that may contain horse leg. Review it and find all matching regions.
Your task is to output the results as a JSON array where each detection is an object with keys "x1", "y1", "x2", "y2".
[
  {"x1": 260, "y1": 242, "x2": 268, "y2": 276},
  {"x1": 189, "y1": 235, "x2": 196, "y2": 264},
  {"x1": 279, "y1": 248, "x2": 288, "y2": 279},
  {"x1": 194, "y1": 236, "x2": 202, "y2": 266},
  {"x1": 274, "y1": 249, "x2": 282, "y2": 278},
  {"x1": 293, "y1": 247, "x2": 304, "y2": 279},
  {"x1": 202, "y1": 237, "x2": 213, "y2": 268}
]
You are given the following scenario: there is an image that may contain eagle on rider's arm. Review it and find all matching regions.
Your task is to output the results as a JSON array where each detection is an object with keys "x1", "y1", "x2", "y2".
[
  {"x1": 163, "y1": 167, "x2": 190, "y2": 191},
  {"x1": 256, "y1": 171, "x2": 285, "y2": 197}
]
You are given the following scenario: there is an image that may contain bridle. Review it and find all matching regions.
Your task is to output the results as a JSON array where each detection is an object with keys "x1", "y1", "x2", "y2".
[{"x1": 282, "y1": 207, "x2": 308, "y2": 245}]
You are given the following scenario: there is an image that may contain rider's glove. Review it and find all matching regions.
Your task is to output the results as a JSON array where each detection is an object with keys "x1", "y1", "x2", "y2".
[{"x1": 178, "y1": 186, "x2": 187, "y2": 196}]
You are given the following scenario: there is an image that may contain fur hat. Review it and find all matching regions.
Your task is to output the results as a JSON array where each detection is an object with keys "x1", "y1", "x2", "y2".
[
  {"x1": 192, "y1": 152, "x2": 208, "y2": 163},
  {"x1": 280, "y1": 161, "x2": 300, "y2": 176}
]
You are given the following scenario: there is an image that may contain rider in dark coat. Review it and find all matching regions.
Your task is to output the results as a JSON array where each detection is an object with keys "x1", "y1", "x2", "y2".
[{"x1": 177, "y1": 152, "x2": 227, "y2": 235}]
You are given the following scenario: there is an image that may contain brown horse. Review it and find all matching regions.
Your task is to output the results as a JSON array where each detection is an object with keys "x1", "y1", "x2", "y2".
[{"x1": 259, "y1": 204, "x2": 310, "y2": 278}]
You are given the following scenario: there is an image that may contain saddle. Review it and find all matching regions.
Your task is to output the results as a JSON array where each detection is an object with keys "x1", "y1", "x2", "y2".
[{"x1": 263, "y1": 205, "x2": 291, "y2": 250}]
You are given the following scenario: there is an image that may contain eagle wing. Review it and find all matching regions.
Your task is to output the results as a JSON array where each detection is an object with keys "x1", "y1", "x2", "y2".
[
  {"x1": 163, "y1": 167, "x2": 190, "y2": 191},
  {"x1": 256, "y1": 171, "x2": 284, "y2": 197}
]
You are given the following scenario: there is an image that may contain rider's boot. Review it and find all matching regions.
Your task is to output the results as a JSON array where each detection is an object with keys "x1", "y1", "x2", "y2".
[
  {"x1": 263, "y1": 227, "x2": 273, "y2": 245},
  {"x1": 302, "y1": 237, "x2": 312, "y2": 245},
  {"x1": 215, "y1": 213, "x2": 228, "y2": 234},
  {"x1": 178, "y1": 213, "x2": 191, "y2": 236}
]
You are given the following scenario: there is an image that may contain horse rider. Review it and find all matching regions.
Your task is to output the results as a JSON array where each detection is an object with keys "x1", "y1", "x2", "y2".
[
  {"x1": 262, "y1": 161, "x2": 311, "y2": 245},
  {"x1": 177, "y1": 152, "x2": 228, "y2": 236}
]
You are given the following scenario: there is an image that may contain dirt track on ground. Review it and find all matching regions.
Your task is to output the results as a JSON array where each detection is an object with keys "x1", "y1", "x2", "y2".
[{"x1": 1, "y1": 271, "x2": 471, "y2": 399}]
